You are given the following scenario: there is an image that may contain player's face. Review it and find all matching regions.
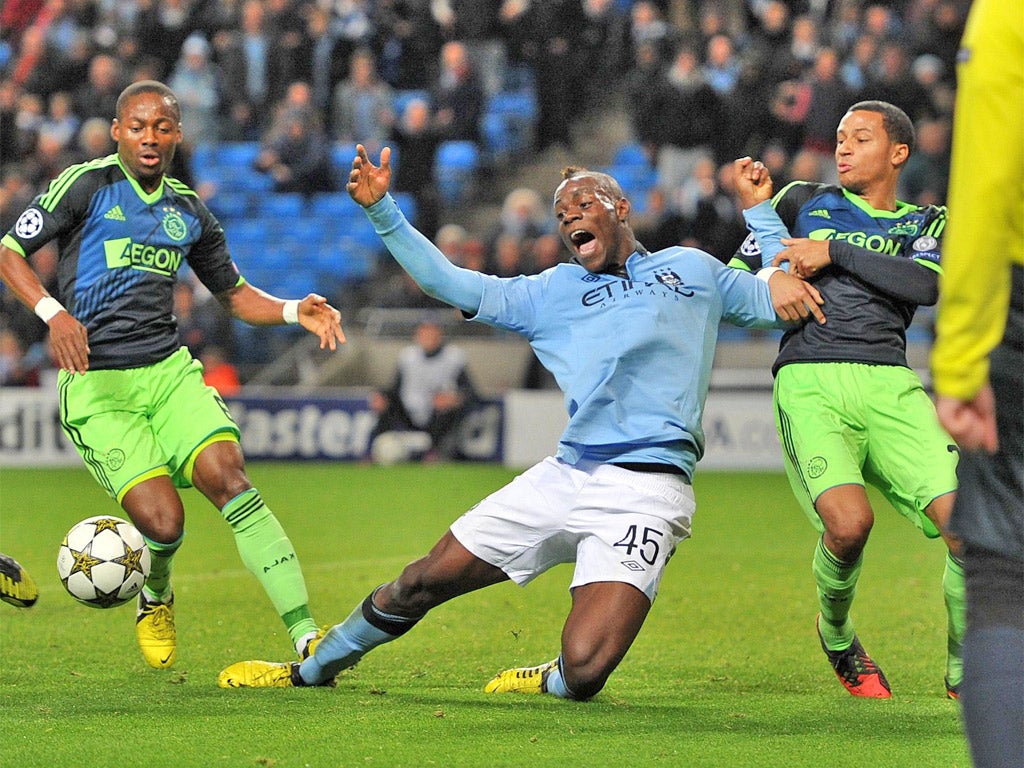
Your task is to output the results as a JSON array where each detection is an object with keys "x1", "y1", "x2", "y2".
[
  {"x1": 554, "y1": 175, "x2": 630, "y2": 273},
  {"x1": 834, "y1": 109, "x2": 905, "y2": 196},
  {"x1": 111, "y1": 92, "x2": 182, "y2": 192}
]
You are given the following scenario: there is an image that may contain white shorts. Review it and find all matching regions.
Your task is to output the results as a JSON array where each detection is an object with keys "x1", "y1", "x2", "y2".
[{"x1": 449, "y1": 456, "x2": 695, "y2": 603}]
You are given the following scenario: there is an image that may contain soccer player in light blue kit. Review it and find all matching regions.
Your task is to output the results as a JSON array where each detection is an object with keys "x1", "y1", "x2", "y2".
[{"x1": 219, "y1": 145, "x2": 825, "y2": 697}]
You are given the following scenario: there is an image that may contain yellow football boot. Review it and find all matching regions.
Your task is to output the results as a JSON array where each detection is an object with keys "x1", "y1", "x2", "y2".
[
  {"x1": 136, "y1": 592, "x2": 177, "y2": 668},
  {"x1": 484, "y1": 658, "x2": 559, "y2": 694}
]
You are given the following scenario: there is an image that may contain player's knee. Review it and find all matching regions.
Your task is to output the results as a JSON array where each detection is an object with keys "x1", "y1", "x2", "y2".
[
  {"x1": 819, "y1": 508, "x2": 872, "y2": 560},
  {"x1": 132, "y1": 511, "x2": 183, "y2": 544},
  {"x1": 560, "y1": 661, "x2": 612, "y2": 700},
  {"x1": 823, "y1": 524, "x2": 870, "y2": 561},
  {"x1": 192, "y1": 445, "x2": 250, "y2": 506},
  {"x1": 560, "y1": 641, "x2": 621, "y2": 700}
]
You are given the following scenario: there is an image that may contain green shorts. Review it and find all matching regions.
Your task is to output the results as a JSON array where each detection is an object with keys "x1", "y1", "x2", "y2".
[
  {"x1": 773, "y1": 362, "x2": 958, "y2": 538},
  {"x1": 58, "y1": 346, "x2": 240, "y2": 502}
]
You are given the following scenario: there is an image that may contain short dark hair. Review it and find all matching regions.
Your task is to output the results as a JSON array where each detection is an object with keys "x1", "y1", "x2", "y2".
[
  {"x1": 558, "y1": 166, "x2": 625, "y2": 200},
  {"x1": 116, "y1": 80, "x2": 181, "y2": 123},
  {"x1": 847, "y1": 100, "x2": 915, "y2": 155}
]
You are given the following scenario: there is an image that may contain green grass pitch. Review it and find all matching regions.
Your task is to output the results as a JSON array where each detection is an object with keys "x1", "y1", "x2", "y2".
[{"x1": 0, "y1": 463, "x2": 968, "y2": 767}]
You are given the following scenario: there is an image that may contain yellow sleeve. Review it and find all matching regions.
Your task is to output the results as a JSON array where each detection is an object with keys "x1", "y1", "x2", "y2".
[{"x1": 931, "y1": 0, "x2": 1024, "y2": 400}]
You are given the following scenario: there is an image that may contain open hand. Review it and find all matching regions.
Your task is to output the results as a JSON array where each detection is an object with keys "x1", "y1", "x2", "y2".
[
  {"x1": 297, "y1": 294, "x2": 346, "y2": 350},
  {"x1": 346, "y1": 144, "x2": 392, "y2": 208}
]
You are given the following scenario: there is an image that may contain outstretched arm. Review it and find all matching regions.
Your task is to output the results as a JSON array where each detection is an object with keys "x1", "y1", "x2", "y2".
[
  {"x1": 219, "y1": 283, "x2": 346, "y2": 350},
  {"x1": 347, "y1": 144, "x2": 484, "y2": 313},
  {"x1": 772, "y1": 239, "x2": 940, "y2": 305}
]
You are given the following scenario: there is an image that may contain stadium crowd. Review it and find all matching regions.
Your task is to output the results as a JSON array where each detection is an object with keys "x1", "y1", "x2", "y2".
[{"x1": 0, "y1": 0, "x2": 968, "y2": 383}]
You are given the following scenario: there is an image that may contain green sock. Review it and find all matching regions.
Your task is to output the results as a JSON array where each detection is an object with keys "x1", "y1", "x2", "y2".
[
  {"x1": 142, "y1": 533, "x2": 182, "y2": 603},
  {"x1": 813, "y1": 537, "x2": 861, "y2": 650},
  {"x1": 221, "y1": 488, "x2": 317, "y2": 647},
  {"x1": 943, "y1": 552, "x2": 966, "y2": 687}
]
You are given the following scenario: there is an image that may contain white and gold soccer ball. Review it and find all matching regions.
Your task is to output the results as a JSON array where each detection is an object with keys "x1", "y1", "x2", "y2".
[{"x1": 57, "y1": 516, "x2": 151, "y2": 608}]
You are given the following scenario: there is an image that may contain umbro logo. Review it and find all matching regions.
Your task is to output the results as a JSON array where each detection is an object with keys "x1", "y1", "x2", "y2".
[
  {"x1": 104, "y1": 205, "x2": 126, "y2": 221},
  {"x1": 809, "y1": 209, "x2": 831, "y2": 219}
]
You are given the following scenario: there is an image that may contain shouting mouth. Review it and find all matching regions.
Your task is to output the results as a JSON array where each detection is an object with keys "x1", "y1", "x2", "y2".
[{"x1": 570, "y1": 229, "x2": 598, "y2": 256}]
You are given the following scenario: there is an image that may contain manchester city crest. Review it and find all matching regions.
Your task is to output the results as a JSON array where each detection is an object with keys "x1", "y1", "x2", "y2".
[{"x1": 655, "y1": 269, "x2": 683, "y2": 287}]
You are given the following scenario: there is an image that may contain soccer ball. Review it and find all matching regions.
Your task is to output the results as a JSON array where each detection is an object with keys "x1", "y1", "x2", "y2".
[{"x1": 57, "y1": 516, "x2": 151, "y2": 608}]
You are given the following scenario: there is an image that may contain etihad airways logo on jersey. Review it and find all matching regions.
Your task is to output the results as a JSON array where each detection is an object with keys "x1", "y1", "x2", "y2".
[
  {"x1": 807, "y1": 228, "x2": 901, "y2": 255},
  {"x1": 581, "y1": 276, "x2": 695, "y2": 307},
  {"x1": 103, "y1": 237, "x2": 183, "y2": 276}
]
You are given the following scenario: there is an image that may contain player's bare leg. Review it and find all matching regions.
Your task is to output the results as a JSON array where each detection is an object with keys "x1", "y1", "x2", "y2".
[
  {"x1": 486, "y1": 581, "x2": 650, "y2": 699},
  {"x1": 220, "y1": 531, "x2": 507, "y2": 688}
]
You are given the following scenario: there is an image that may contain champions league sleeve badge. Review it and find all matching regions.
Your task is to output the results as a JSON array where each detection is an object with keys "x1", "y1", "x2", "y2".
[
  {"x1": 740, "y1": 233, "x2": 762, "y2": 257},
  {"x1": 14, "y1": 208, "x2": 44, "y2": 240}
]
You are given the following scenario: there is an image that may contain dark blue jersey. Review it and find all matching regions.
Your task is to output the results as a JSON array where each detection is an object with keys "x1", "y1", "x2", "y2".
[
  {"x1": 2, "y1": 154, "x2": 242, "y2": 370},
  {"x1": 730, "y1": 181, "x2": 945, "y2": 372}
]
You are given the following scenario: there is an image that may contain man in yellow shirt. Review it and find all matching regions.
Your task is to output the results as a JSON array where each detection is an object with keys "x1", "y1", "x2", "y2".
[{"x1": 931, "y1": 1, "x2": 1023, "y2": 765}]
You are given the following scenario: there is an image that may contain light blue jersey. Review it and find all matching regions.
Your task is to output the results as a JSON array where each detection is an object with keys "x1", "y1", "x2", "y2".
[{"x1": 365, "y1": 194, "x2": 782, "y2": 479}]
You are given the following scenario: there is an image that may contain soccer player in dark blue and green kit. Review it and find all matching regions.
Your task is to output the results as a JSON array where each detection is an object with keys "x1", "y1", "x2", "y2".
[
  {"x1": 729, "y1": 101, "x2": 964, "y2": 699},
  {"x1": 0, "y1": 81, "x2": 346, "y2": 670}
]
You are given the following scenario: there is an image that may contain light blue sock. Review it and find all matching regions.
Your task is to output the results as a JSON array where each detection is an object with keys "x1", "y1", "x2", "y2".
[
  {"x1": 544, "y1": 656, "x2": 579, "y2": 699},
  {"x1": 298, "y1": 588, "x2": 419, "y2": 684},
  {"x1": 298, "y1": 606, "x2": 390, "y2": 683}
]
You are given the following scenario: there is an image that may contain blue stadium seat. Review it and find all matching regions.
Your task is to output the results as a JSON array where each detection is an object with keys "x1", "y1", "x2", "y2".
[
  {"x1": 339, "y1": 215, "x2": 386, "y2": 254},
  {"x1": 604, "y1": 164, "x2": 657, "y2": 190},
  {"x1": 214, "y1": 142, "x2": 261, "y2": 168},
  {"x1": 309, "y1": 191, "x2": 360, "y2": 219},
  {"x1": 437, "y1": 140, "x2": 481, "y2": 170},
  {"x1": 207, "y1": 190, "x2": 252, "y2": 220},
  {"x1": 329, "y1": 236, "x2": 378, "y2": 281},
  {"x1": 226, "y1": 218, "x2": 267, "y2": 247},
  {"x1": 331, "y1": 142, "x2": 358, "y2": 172},
  {"x1": 254, "y1": 243, "x2": 295, "y2": 271},
  {"x1": 613, "y1": 142, "x2": 652, "y2": 169},
  {"x1": 482, "y1": 113, "x2": 515, "y2": 158},
  {"x1": 391, "y1": 191, "x2": 417, "y2": 224},
  {"x1": 393, "y1": 89, "x2": 431, "y2": 117},
  {"x1": 482, "y1": 90, "x2": 537, "y2": 160},
  {"x1": 191, "y1": 163, "x2": 229, "y2": 188},
  {"x1": 229, "y1": 168, "x2": 275, "y2": 194},
  {"x1": 487, "y1": 90, "x2": 537, "y2": 119},
  {"x1": 434, "y1": 141, "x2": 480, "y2": 206},
  {"x1": 190, "y1": 143, "x2": 216, "y2": 172},
  {"x1": 279, "y1": 218, "x2": 324, "y2": 250},
  {"x1": 258, "y1": 193, "x2": 305, "y2": 220}
]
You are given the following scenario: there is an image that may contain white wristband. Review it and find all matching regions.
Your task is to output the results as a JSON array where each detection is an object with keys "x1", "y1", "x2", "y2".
[
  {"x1": 756, "y1": 267, "x2": 782, "y2": 283},
  {"x1": 282, "y1": 299, "x2": 300, "y2": 325},
  {"x1": 34, "y1": 296, "x2": 65, "y2": 322}
]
